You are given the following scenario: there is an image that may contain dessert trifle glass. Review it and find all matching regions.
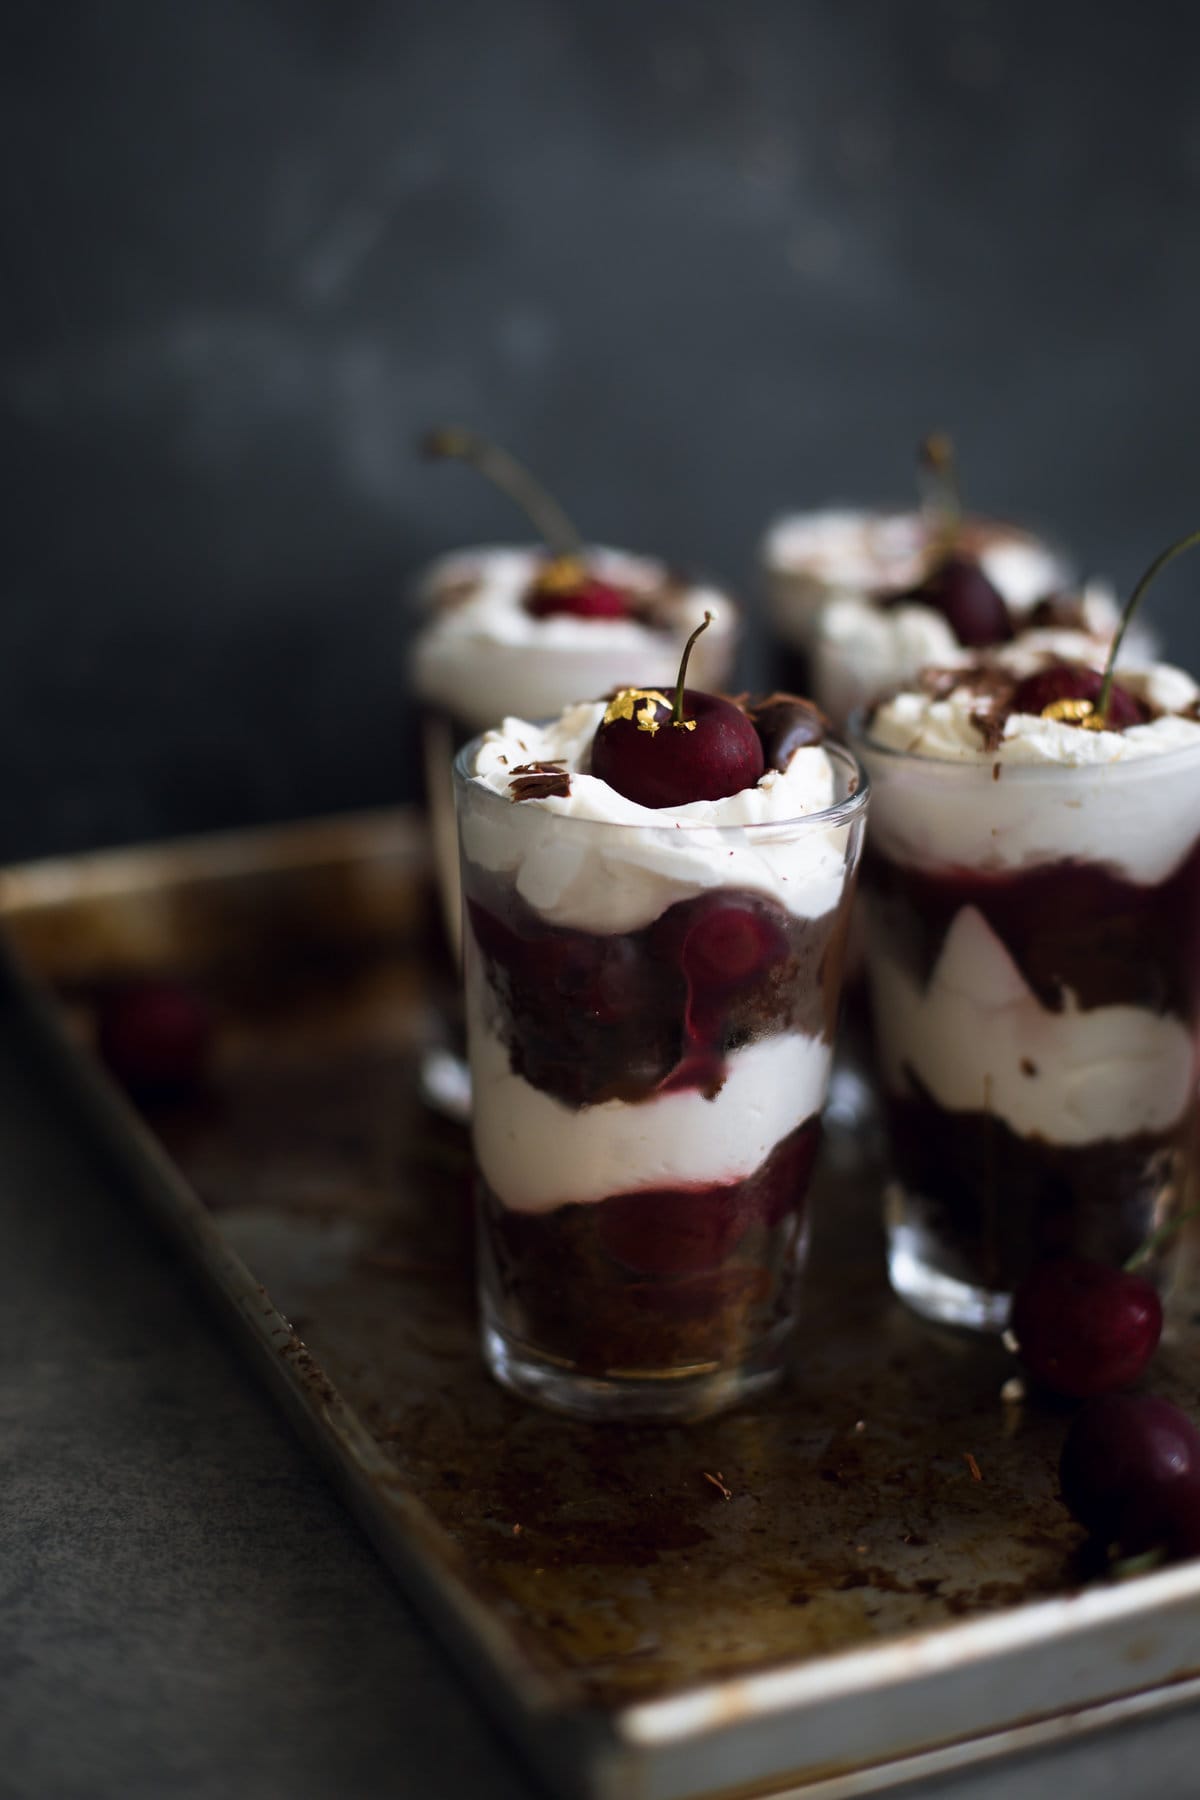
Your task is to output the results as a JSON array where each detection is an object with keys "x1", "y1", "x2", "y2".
[
  {"x1": 759, "y1": 444, "x2": 1143, "y2": 1141},
  {"x1": 762, "y1": 503, "x2": 1080, "y2": 727},
  {"x1": 453, "y1": 658, "x2": 867, "y2": 1420},
  {"x1": 854, "y1": 644, "x2": 1200, "y2": 1332},
  {"x1": 412, "y1": 434, "x2": 738, "y2": 955}
]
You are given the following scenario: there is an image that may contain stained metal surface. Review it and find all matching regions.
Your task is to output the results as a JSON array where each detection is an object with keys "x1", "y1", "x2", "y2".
[{"x1": 5, "y1": 807, "x2": 1200, "y2": 1800}]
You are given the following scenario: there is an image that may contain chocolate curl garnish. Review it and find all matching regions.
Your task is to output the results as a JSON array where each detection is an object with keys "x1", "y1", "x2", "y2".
[
  {"x1": 509, "y1": 761, "x2": 571, "y2": 802},
  {"x1": 421, "y1": 426, "x2": 584, "y2": 567},
  {"x1": 911, "y1": 662, "x2": 1018, "y2": 752},
  {"x1": 1027, "y1": 591, "x2": 1090, "y2": 633},
  {"x1": 749, "y1": 693, "x2": 829, "y2": 772}
]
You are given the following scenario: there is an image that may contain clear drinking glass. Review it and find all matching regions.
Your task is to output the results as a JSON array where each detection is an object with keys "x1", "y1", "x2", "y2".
[
  {"x1": 411, "y1": 550, "x2": 739, "y2": 950},
  {"x1": 408, "y1": 551, "x2": 739, "y2": 1119},
  {"x1": 854, "y1": 723, "x2": 1200, "y2": 1330},
  {"x1": 453, "y1": 739, "x2": 868, "y2": 1420}
]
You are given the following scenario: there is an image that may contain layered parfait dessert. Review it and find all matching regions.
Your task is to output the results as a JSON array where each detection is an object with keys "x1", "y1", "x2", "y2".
[
  {"x1": 856, "y1": 539, "x2": 1200, "y2": 1329},
  {"x1": 760, "y1": 439, "x2": 1143, "y2": 728},
  {"x1": 454, "y1": 620, "x2": 868, "y2": 1418},
  {"x1": 412, "y1": 430, "x2": 738, "y2": 955}
]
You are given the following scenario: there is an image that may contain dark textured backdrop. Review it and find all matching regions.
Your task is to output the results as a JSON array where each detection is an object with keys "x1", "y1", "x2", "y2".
[{"x1": 4, "y1": 0, "x2": 1199, "y2": 857}]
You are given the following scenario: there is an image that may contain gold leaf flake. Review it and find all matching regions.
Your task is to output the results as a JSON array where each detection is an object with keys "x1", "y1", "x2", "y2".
[
  {"x1": 603, "y1": 687, "x2": 671, "y2": 726},
  {"x1": 1040, "y1": 697, "x2": 1095, "y2": 724}
]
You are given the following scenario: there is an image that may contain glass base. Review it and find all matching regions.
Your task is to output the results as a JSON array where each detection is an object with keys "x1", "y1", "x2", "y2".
[
  {"x1": 481, "y1": 1320, "x2": 788, "y2": 1422},
  {"x1": 887, "y1": 1224, "x2": 1012, "y2": 1333}
]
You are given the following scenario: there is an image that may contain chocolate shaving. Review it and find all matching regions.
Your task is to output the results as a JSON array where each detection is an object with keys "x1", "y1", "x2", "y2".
[
  {"x1": 971, "y1": 708, "x2": 1009, "y2": 753},
  {"x1": 912, "y1": 663, "x2": 1019, "y2": 750},
  {"x1": 509, "y1": 760, "x2": 571, "y2": 802},
  {"x1": 1027, "y1": 591, "x2": 1089, "y2": 632}
]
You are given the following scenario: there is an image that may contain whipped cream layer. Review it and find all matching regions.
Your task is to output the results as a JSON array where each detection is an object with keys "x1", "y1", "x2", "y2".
[
  {"x1": 869, "y1": 905, "x2": 1195, "y2": 1146},
  {"x1": 763, "y1": 508, "x2": 1071, "y2": 648},
  {"x1": 412, "y1": 544, "x2": 737, "y2": 732},
  {"x1": 863, "y1": 658, "x2": 1200, "y2": 885},
  {"x1": 460, "y1": 701, "x2": 853, "y2": 935},
  {"x1": 812, "y1": 580, "x2": 1126, "y2": 729},
  {"x1": 467, "y1": 957, "x2": 830, "y2": 1211}
]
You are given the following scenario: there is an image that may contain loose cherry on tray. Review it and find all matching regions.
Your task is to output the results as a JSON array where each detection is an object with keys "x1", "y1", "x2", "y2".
[
  {"x1": 1060, "y1": 1394, "x2": 1200, "y2": 1552},
  {"x1": 590, "y1": 613, "x2": 764, "y2": 807},
  {"x1": 422, "y1": 425, "x2": 633, "y2": 621},
  {"x1": 1010, "y1": 1258, "x2": 1163, "y2": 1399},
  {"x1": 96, "y1": 977, "x2": 215, "y2": 1100}
]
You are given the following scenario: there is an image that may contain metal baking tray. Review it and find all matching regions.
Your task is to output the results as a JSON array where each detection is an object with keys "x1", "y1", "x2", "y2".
[{"x1": 5, "y1": 807, "x2": 1200, "y2": 1800}]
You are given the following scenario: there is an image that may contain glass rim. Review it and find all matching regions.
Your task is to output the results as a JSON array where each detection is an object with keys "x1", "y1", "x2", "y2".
[
  {"x1": 846, "y1": 706, "x2": 1200, "y2": 781},
  {"x1": 453, "y1": 730, "x2": 870, "y2": 835}
]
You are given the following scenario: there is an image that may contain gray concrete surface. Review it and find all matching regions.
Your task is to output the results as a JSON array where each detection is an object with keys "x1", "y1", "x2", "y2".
[{"x1": 4, "y1": 989, "x2": 1200, "y2": 1800}]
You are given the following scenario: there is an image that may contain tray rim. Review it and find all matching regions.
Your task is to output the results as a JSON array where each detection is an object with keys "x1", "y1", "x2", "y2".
[{"x1": 6, "y1": 806, "x2": 1200, "y2": 1800}]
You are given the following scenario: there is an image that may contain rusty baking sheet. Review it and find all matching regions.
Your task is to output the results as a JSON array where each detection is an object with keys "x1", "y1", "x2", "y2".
[{"x1": 5, "y1": 807, "x2": 1200, "y2": 1800}]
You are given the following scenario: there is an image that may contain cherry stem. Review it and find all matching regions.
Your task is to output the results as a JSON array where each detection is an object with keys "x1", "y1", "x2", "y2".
[
  {"x1": 421, "y1": 427, "x2": 583, "y2": 561},
  {"x1": 1124, "y1": 1199, "x2": 1200, "y2": 1273},
  {"x1": 918, "y1": 432, "x2": 961, "y2": 547},
  {"x1": 1097, "y1": 527, "x2": 1200, "y2": 722},
  {"x1": 671, "y1": 612, "x2": 713, "y2": 727}
]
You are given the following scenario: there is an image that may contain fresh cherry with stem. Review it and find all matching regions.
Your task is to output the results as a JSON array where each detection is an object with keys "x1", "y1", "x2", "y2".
[
  {"x1": 590, "y1": 612, "x2": 764, "y2": 807},
  {"x1": 890, "y1": 434, "x2": 1013, "y2": 648},
  {"x1": 1014, "y1": 527, "x2": 1200, "y2": 731},
  {"x1": 422, "y1": 426, "x2": 630, "y2": 619}
]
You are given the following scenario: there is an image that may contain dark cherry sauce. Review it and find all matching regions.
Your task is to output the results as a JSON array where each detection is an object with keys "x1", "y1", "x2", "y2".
[
  {"x1": 864, "y1": 842, "x2": 1200, "y2": 1020},
  {"x1": 885, "y1": 1089, "x2": 1191, "y2": 1295},
  {"x1": 864, "y1": 842, "x2": 1200, "y2": 1294},
  {"x1": 464, "y1": 876, "x2": 851, "y2": 1108},
  {"x1": 477, "y1": 1121, "x2": 821, "y2": 1375},
  {"x1": 464, "y1": 857, "x2": 853, "y2": 1373}
]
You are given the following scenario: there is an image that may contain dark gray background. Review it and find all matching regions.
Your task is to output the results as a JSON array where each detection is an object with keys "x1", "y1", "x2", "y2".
[{"x1": 4, "y1": 0, "x2": 1200, "y2": 858}]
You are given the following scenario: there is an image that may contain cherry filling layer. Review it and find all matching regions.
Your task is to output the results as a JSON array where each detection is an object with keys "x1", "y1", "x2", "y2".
[
  {"x1": 477, "y1": 1121, "x2": 821, "y2": 1375},
  {"x1": 884, "y1": 1089, "x2": 1189, "y2": 1294},
  {"x1": 864, "y1": 844, "x2": 1200, "y2": 1019},
  {"x1": 463, "y1": 872, "x2": 849, "y2": 1108},
  {"x1": 863, "y1": 848, "x2": 1200, "y2": 1291}
]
